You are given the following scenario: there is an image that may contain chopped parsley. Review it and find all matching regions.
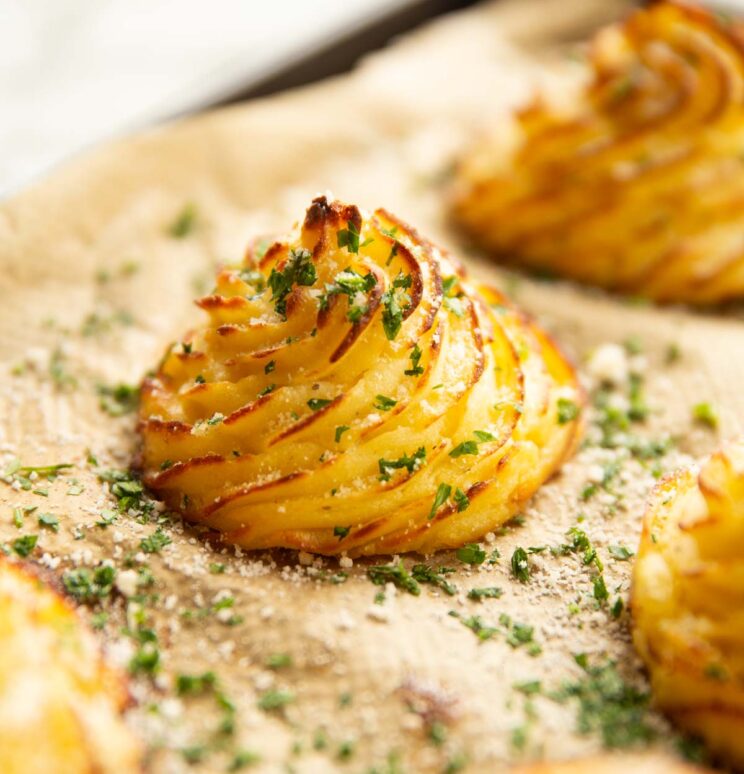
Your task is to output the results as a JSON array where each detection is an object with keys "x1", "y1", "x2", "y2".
[
  {"x1": 97, "y1": 468, "x2": 148, "y2": 515},
  {"x1": 268, "y1": 248, "x2": 317, "y2": 317},
  {"x1": 38, "y1": 512, "x2": 59, "y2": 532},
  {"x1": 2, "y1": 460, "x2": 73, "y2": 491},
  {"x1": 608, "y1": 545, "x2": 634, "y2": 561},
  {"x1": 49, "y1": 347, "x2": 77, "y2": 390},
  {"x1": 514, "y1": 680, "x2": 542, "y2": 696},
  {"x1": 411, "y1": 564, "x2": 457, "y2": 596},
  {"x1": 334, "y1": 425, "x2": 350, "y2": 442},
  {"x1": 63, "y1": 565, "x2": 116, "y2": 603},
  {"x1": 453, "y1": 487, "x2": 470, "y2": 511},
  {"x1": 228, "y1": 751, "x2": 261, "y2": 771},
  {"x1": 334, "y1": 268, "x2": 376, "y2": 294},
  {"x1": 80, "y1": 309, "x2": 135, "y2": 336},
  {"x1": 176, "y1": 671, "x2": 217, "y2": 696},
  {"x1": 467, "y1": 586, "x2": 503, "y2": 601},
  {"x1": 258, "y1": 383, "x2": 276, "y2": 397},
  {"x1": 337, "y1": 222, "x2": 361, "y2": 253},
  {"x1": 628, "y1": 374, "x2": 649, "y2": 421},
  {"x1": 264, "y1": 360, "x2": 276, "y2": 374},
  {"x1": 333, "y1": 525, "x2": 350, "y2": 540},
  {"x1": 429, "y1": 482, "x2": 452, "y2": 520},
  {"x1": 580, "y1": 459, "x2": 621, "y2": 502},
  {"x1": 550, "y1": 654, "x2": 656, "y2": 749},
  {"x1": 442, "y1": 275, "x2": 465, "y2": 317},
  {"x1": 665, "y1": 343, "x2": 681, "y2": 364},
  {"x1": 692, "y1": 402, "x2": 718, "y2": 428},
  {"x1": 381, "y1": 273, "x2": 412, "y2": 340},
  {"x1": 127, "y1": 626, "x2": 161, "y2": 676},
  {"x1": 557, "y1": 398, "x2": 581, "y2": 424},
  {"x1": 404, "y1": 344, "x2": 424, "y2": 376},
  {"x1": 552, "y1": 527, "x2": 601, "y2": 569},
  {"x1": 374, "y1": 394, "x2": 397, "y2": 411},
  {"x1": 443, "y1": 296, "x2": 465, "y2": 317},
  {"x1": 307, "y1": 398, "x2": 332, "y2": 412},
  {"x1": 12, "y1": 506, "x2": 28, "y2": 528},
  {"x1": 140, "y1": 527, "x2": 172, "y2": 554},
  {"x1": 91, "y1": 612, "x2": 108, "y2": 629},
  {"x1": 511, "y1": 547, "x2": 530, "y2": 582},
  {"x1": 449, "y1": 429, "x2": 496, "y2": 458},
  {"x1": 386, "y1": 243, "x2": 399, "y2": 266},
  {"x1": 239, "y1": 267, "x2": 266, "y2": 291},
  {"x1": 266, "y1": 653, "x2": 293, "y2": 670},
  {"x1": 593, "y1": 575, "x2": 609, "y2": 603},
  {"x1": 449, "y1": 440, "x2": 479, "y2": 458},
  {"x1": 623, "y1": 335, "x2": 643, "y2": 355},
  {"x1": 451, "y1": 611, "x2": 540, "y2": 653},
  {"x1": 553, "y1": 527, "x2": 615, "y2": 612},
  {"x1": 97, "y1": 383, "x2": 139, "y2": 416},
  {"x1": 6, "y1": 461, "x2": 72, "y2": 478},
  {"x1": 442, "y1": 276, "x2": 458, "y2": 296},
  {"x1": 456, "y1": 543, "x2": 486, "y2": 565},
  {"x1": 174, "y1": 669, "x2": 238, "y2": 746},
  {"x1": 506, "y1": 620, "x2": 536, "y2": 649},
  {"x1": 257, "y1": 689, "x2": 295, "y2": 712},
  {"x1": 12, "y1": 534, "x2": 37, "y2": 557},
  {"x1": 378, "y1": 447, "x2": 426, "y2": 481},
  {"x1": 319, "y1": 268, "x2": 376, "y2": 322},
  {"x1": 168, "y1": 203, "x2": 198, "y2": 238},
  {"x1": 368, "y1": 562, "x2": 420, "y2": 596},
  {"x1": 452, "y1": 613, "x2": 498, "y2": 641}
]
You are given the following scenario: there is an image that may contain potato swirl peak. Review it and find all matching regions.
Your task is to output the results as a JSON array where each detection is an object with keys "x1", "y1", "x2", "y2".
[
  {"x1": 453, "y1": 1, "x2": 744, "y2": 304},
  {"x1": 0, "y1": 559, "x2": 140, "y2": 774},
  {"x1": 138, "y1": 196, "x2": 583, "y2": 556},
  {"x1": 632, "y1": 440, "x2": 744, "y2": 769}
]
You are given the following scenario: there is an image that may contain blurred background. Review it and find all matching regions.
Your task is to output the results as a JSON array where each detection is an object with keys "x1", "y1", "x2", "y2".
[
  {"x1": 0, "y1": 0, "x2": 476, "y2": 197},
  {"x1": 6, "y1": 0, "x2": 744, "y2": 199}
]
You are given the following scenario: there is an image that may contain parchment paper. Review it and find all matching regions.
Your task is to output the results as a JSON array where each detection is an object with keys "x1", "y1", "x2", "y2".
[{"x1": 1, "y1": 1, "x2": 742, "y2": 771}]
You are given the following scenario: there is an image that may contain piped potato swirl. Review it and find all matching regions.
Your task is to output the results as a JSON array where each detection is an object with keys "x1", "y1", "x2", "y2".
[
  {"x1": 453, "y1": 1, "x2": 744, "y2": 305},
  {"x1": 632, "y1": 440, "x2": 744, "y2": 769},
  {"x1": 0, "y1": 559, "x2": 139, "y2": 774},
  {"x1": 138, "y1": 197, "x2": 582, "y2": 556}
]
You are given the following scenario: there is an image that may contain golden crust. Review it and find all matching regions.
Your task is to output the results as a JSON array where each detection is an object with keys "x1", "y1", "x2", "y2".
[
  {"x1": 138, "y1": 196, "x2": 583, "y2": 556},
  {"x1": 512, "y1": 752, "x2": 710, "y2": 773},
  {"x1": 0, "y1": 558, "x2": 140, "y2": 774},
  {"x1": 452, "y1": 1, "x2": 744, "y2": 305},
  {"x1": 632, "y1": 440, "x2": 744, "y2": 769}
]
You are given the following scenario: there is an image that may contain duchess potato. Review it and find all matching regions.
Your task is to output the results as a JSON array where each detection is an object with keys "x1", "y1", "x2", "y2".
[
  {"x1": 0, "y1": 558, "x2": 140, "y2": 774},
  {"x1": 137, "y1": 196, "x2": 583, "y2": 556},
  {"x1": 452, "y1": 1, "x2": 744, "y2": 305},
  {"x1": 632, "y1": 440, "x2": 744, "y2": 770}
]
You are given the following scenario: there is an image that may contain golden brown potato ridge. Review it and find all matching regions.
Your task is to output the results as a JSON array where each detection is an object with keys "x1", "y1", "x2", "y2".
[
  {"x1": 138, "y1": 197, "x2": 583, "y2": 556},
  {"x1": 632, "y1": 440, "x2": 744, "y2": 770},
  {"x1": 0, "y1": 559, "x2": 140, "y2": 774},
  {"x1": 512, "y1": 752, "x2": 710, "y2": 774},
  {"x1": 452, "y1": 1, "x2": 744, "y2": 305}
]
